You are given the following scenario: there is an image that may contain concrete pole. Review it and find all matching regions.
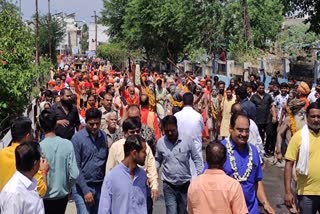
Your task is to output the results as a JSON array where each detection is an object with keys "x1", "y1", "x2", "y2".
[
  {"x1": 48, "y1": 0, "x2": 52, "y2": 59},
  {"x1": 314, "y1": 60, "x2": 319, "y2": 85},
  {"x1": 35, "y1": 0, "x2": 40, "y2": 65},
  {"x1": 91, "y1": 11, "x2": 98, "y2": 52}
]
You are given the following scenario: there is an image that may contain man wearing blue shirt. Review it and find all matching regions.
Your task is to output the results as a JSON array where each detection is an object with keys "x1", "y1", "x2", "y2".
[
  {"x1": 72, "y1": 108, "x2": 108, "y2": 214},
  {"x1": 98, "y1": 135, "x2": 148, "y2": 214},
  {"x1": 221, "y1": 112, "x2": 274, "y2": 214},
  {"x1": 156, "y1": 115, "x2": 203, "y2": 214},
  {"x1": 235, "y1": 85, "x2": 256, "y2": 121}
]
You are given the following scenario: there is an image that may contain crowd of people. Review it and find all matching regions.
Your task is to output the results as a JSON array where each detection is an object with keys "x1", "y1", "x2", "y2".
[{"x1": 0, "y1": 56, "x2": 320, "y2": 214}]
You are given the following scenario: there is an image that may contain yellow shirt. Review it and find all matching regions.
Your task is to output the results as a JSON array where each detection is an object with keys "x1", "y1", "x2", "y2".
[
  {"x1": 0, "y1": 142, "x2": 47, "y2": 197},
  {"x1": 285, "y1": 129, "x2": 320, "y2": 195},
  {"x1": 106, "y1": 139, "x2": 158, "y2": 190}
]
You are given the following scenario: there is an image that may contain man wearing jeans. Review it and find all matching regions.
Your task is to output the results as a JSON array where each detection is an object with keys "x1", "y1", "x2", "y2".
[
  {"x1": 72, "y1": 108, "x2": 108, "y2": 214},
  {"x1": 155, "y1": 115, "x2": 202, "y2": 214}
]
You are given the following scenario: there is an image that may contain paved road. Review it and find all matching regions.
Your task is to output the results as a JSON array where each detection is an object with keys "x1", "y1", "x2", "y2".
[
  {"x1": 262, "y1": 160, "x2": 288, "y2": 213},
  {"x1": 66, "y1": 160, "x2": 289, "y2": 214}
]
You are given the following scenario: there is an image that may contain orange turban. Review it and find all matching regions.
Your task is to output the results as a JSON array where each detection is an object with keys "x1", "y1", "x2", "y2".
[
  {"x1": 297, "y1": 81, "x2": 310, "y2": 96},
  {"x1": 48, "y1": 80, "x2": 56, "y2": 86},
  {"x1": 69, "y1": 81, "x2": 75, "y2": 87}
]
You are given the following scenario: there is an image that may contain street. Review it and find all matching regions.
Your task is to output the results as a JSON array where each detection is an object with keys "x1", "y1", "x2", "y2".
[{"x1": 66, "y1": 160, "x2": 289, "y2": 214}]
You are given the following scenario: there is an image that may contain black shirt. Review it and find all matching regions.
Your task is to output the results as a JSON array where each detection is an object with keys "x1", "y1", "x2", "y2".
[
  {"x1": 250, "y1": 93, "x2": 274, "y2": 124},
  {"x1": 51, "y1": 103, "x2": 81, "y2": 140}
]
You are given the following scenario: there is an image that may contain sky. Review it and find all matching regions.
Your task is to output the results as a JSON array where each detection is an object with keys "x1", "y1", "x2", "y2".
[{"x1": 20, "y1": 0, "x2": 103, "y2": 23}]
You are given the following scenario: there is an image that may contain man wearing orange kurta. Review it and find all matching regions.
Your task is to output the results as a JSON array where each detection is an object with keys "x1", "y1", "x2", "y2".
[
  {"x1": 140, "y1": 94, "x2": 161, "y2": 140},
  {"x1": 123, "y1": 85, "x2": 140, "y2": 106},
  {"x1": 188, "y1": 142, "x2": 248, "y2": 214}
]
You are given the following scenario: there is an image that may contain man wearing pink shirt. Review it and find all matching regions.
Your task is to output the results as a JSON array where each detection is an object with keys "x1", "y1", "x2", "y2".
[{"x1": 187, "y1": 141, "x2": 248, "y2": 214}]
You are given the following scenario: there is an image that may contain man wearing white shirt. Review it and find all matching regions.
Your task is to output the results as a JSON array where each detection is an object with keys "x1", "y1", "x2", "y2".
[
  {"x1": 274, "y1": 83, "x2": 289, "y2": 121},
  {"x1": 0, "y1": 141, "x2": 45, "y2": 214},
  {"x1": 307, "y1": 84, "x2": 320, "y2": 104},
  {"x1": 174, "y1": 92, "x2": 204, "y2": 176}
]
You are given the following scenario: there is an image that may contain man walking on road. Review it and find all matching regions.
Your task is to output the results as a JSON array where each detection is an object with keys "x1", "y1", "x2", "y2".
[
  {"x1": 98, "y1": 135, "x2": 148, "y2": 214},
  {"x1": 106, "y1": 116, "x2": 158, "y2": 213},
  {"x1": 0, "y1": 117, "x2": 48, "y2": 197},
  {"x1": 250, "y1": 82, "x2": 277, "y2": 157},
  {"x1": 188, "y1": 141, "x2": 248, "y2": 214},
  {"x1": 51, "y1": 88, "x2": 80, "y2": 140},
  {"x1": 0, "y1": 141, "x2": 45, "y2": 214},
  {"x1": 39, "y1": 110, "x2": 79, "y2": 214},
  {"x1": 174, "y1": 92, "x2": 204, "y2": 176},
  {"x1": 221, "y1": 112, "x2": 274, "y2": 214},
  {"x1": 284, "y1": 102, "x2": 320, "y2": 214},
  {"x1": 155, "y1": 115, "x2": 203, "y2": 214},
  {"x1": 72, "y1": 108, "x2": 108, "y2": 214}
]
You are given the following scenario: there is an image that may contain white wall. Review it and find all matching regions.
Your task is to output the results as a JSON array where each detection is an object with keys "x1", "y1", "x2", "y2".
[{"x1": 88, "y1": 23, "x2": 109, "y2": 51}]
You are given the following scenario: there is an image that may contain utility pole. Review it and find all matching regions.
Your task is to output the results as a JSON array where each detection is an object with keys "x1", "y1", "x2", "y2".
[
  {"x1": 48, "y1": 0, "x2": 52, "y2": 59},
  {"x1": 35, "y1": 0, "x2": 40, "y2": 65},
  {"x1": 19, "y1": 0, "x2": 22, "y2": 19},
  {"x1": 242, "y1": 0, "x2": 253, "y2": 47},
  {"x1": 92, "y1": 11, "x2": 98, "y2": 51}
]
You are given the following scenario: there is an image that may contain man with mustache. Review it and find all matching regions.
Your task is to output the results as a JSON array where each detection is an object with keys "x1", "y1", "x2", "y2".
[
  {"x1": 98, "y1": 135, "x2": 148, "y2": 214},
  {"x1": 284, "y1": 102, "x2": 320, "y2": 214},
  {"x1": 72, "y1": 108, "x2": 108, "y2": 214},
  {"x1": 221, "y1": 112, "x2": 274, "y2": 214},
  {"x1": 51, "y1": 88, "x2": 80, "y2": 140}
]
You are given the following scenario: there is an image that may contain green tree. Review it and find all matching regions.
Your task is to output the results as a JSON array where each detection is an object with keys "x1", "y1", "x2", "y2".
[
  {"x1": 188, "y1": 0, "x2": 281, "y2": 60},
  {"x1": 249, "y1": 0, "x2": 284, "y2": 48},
  {"x1": 102, "y1": 0, "x2": 199, "y2": 62},
  {"x1": 278, "y1": 24, "x2": 320, "y2": 56},
  {"x1": 101, "y1": 0, "x2": 129, "y2": 41},
  {"x1": 126, "y1": 0, "x2": 200, "y2": 62},
  {"x1": 187, "y1": 0, "x2": 225, "y2": 57},
  {"x1": 97, "y1": 42, "x2": 128, "y2": 70},
  {"x1": 37, "y1": 14, "x2": 65, "y2": 62},
  {"x1": 0, "y1": 3, "x2": 51, "y2": 132},
  {"x1": 101, "y1": 0, "x2": 285, "y2": 64},
  {"x1": 285, "y1": 0, "x2": 320, "y2": 34},
  {"x1": 80, "y1": 24, "x2": 89, "y2": 52}
]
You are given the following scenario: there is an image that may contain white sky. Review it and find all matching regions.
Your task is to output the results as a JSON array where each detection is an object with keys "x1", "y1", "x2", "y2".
[{"x1": 20, "y1": 0, "x2": 103, "y2": 23}]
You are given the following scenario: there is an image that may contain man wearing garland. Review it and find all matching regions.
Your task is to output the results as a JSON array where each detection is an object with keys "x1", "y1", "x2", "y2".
[{"x1": 221, "y1": 112, "x2": 274, "y2": 214}]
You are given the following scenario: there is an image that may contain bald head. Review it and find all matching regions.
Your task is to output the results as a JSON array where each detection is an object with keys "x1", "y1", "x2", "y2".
[
  {"x1": 92, "y1": 75, "x2": 99, "y2": 81},
  {"x1": 127, "y1": 105, "x2": 141, "y2": 118},
  {"x1": 231, "y1": 103, "x2": 243, "y2": 115},
  {"x1": 206, "y1": 141, "x2": 226, "y2": 169},
  {"x1": 140, "y1": 94, "x2": 149, "y2": 108}
]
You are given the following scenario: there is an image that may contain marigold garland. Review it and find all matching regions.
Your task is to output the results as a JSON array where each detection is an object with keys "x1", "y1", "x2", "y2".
[
  {"x1": 169, "y1": 96, "x2": 182, "y2": 108},
  {"x1": 288, "y1": 108, "x2": 297, "y2": 134},
  {"x1": 178, "y1": 84, "x2": 189, "y2": 93},
  {"x1": 145, "y1": 88, "x2": 156, "y2": 111},
  {"x1": 210, "y1": 103, "x2": 217, "y2": 119}
]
